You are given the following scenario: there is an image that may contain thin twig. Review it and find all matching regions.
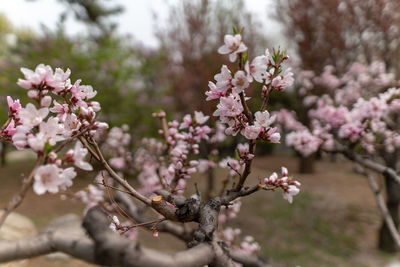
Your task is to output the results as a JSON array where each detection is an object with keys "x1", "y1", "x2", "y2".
[
  {"x1": 79, "y1": 137, "x2": 100, "y2": 161},
  {"x1": 88, "y1": 138, "x2": 151, "y2": 206},
  {"x1": 53, "y1": 127, "x2": 91, "y2": 153},
  {"x1": 235, "y1": 140, "x2": 256, "y2": 191}
]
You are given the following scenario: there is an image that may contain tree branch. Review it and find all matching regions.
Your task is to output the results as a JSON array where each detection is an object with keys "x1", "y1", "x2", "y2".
[
  {"x1": 88, "y1": 138, "x2": 152, "y2": 206},
  {"x1": 342, "y1": 150, "x2": 400, "y2": 184},
  {"x1": 115, "y1": 190, "x2": 194, "y2": 242},
  {"x1": 221, "y1": 185, "x2": 260, "y2": 205},
  {"x1": 83, "y1": 206, "x2": 215, "y2": 267},
  {"x1": 229, "y1": 249, "x2": 268, "y2": 267},
  {"x1": 0, "y1": 214, "x2": 95, "y2": 263}
]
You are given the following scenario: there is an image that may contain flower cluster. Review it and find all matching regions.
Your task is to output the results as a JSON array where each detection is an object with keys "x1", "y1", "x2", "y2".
[
  {"x1": 219, "y1": 199, "x2": 242, "y2": 224},
  {"x1": 101, "y1": 125, "x2": 132, "y2": 172},
  {"x1": 221, "y1": 227, "x2": 260, "y2": 258},
  {"x1": 206, "y1": 37, "x2": 293, "y2": 142},
  {"x1": 128, "y1": 111, "x2": 214, "y2": 195},
  {"x1": 109, "y1": 215, "x2": 138, "y2": 241},
  {"x1": 282, "y1": 61, "x2": 400, "y2": 156},
  {"x1": 1, "y1": 64, "x2": 108, "y2": 195},
  {"x1": 261, "y1": 167, "x2": 301, "y2": 203}
]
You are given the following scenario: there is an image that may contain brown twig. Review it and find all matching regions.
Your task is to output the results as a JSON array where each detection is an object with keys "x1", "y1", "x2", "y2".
[
  {"x1": 79, "y1": 137, "x2": 100, "y2": 161},
  {"x1": 53, "y1": 127, "x2": 91, "y2": 154},
  {"x1": 235, "y1": 140, "x2": 256, "y2": 191},
  {"x1": 86, "y1": 138, "x2": 151, "y2": 206}
]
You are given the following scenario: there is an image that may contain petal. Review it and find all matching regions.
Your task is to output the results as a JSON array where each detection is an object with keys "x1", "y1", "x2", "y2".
[{"x1": 218, "y1": 45, "x2": 231, "y2": 54}]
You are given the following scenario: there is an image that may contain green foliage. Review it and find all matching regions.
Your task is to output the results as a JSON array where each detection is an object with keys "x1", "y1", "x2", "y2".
[
  {"x1": 0, "y1": 19, "x2": 170, "y2": 138},
  {"x1": 259, "y1": 192, "x2": 359, "y2": 266}
]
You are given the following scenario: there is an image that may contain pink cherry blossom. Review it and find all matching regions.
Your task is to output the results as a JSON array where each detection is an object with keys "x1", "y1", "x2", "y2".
[
  {"x1": 12, "y1": 125, "x2": 31, "y2": 150},
  {"x1": 286, "y1": 130, "x2": 322, "y2": 156},
  {"x1": 33, "y1": 164, "x2": 62, "y2": 195},
  {"x1": 194, "y1": 111, "x2": 209, "y2": 124},
  {"x1": 242, "y1": 125, "x2": 261, "y2": 140},
  {"x1": 50, "y1": 100, "x2": 70, "y2": 120},
  {"x1": 66, "y1": 141, "x2": 93, "y2": 171},
  {"x1": 254, "y1": 111, "x2": 275, "y2": 128},
  {"x1": 59, "y1": 167, "x2": 77, "y2": 190},
  {"x1": 218, "y1": 34, "x2": 248, "y2": 62},
  {"x1": 232, "y1": 70, "x2": 249, "y2": 93},
  {"x1": 205, "y1": 81, "x2": 225, "y2": 101},
  {"x1": 238, "y1": 236, "x2": 261, "y2": 255},
  {"x1": 19, "y1": 103, "x2": 49, "y2": 127},
  {"x1": 214, "y1": 65, "x2": 232, "y2": 93},
  {"x1": 283, "y1": 185, "x2": 300, "y2": 204},
  {"x1": 213, "y1": 93, "x2": 243, "y2": 118},
  {"x1": 271, "y1": 72, "x2": 294, "y2": 91},
  {"x1": 17, "y1": 64, "x2": 70, "y2": 92},
  {"x1": 110, "y1": 157, "x2": 126, "y2": 170},
  {"x1": 245, "y1": 54, "x2": 269, "y2": 83},
  {"x1": 7, "y1": 96, "x2": 21, "y2": 115}
]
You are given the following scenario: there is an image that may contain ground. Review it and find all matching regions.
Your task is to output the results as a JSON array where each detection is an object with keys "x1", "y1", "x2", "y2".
[{"x1": 0, "y1": 153, "x2": 398, "y2": 267}]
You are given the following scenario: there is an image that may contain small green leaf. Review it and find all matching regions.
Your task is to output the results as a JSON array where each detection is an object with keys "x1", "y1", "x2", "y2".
[
  {"x1": 232, "y1": 26, "x2": 238, "y2": 35},
  {"x1": 243, "y1": 51, "x2": 248, "y2": 65},
  {"x1": 44, "y1": 142, "x2": 54, "y2": 154},
  {"x1": 235, "y1": 149, "x2": 240, "y2": 160}
]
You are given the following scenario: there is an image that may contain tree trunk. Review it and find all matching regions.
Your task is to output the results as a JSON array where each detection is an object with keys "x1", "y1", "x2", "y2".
[
  {"x1": 298, "y1": 154, "x2": 315, "y2": 174},
  {"x1": 1, "y1": 143, "x2": 7, "y2": 167},
  {"x1": 379, "y1": 152, "x2": 400, "y2": 252}
]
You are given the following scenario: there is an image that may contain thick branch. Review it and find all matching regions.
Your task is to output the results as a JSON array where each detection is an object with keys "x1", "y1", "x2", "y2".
[
  {"x1": 154, "y1": 189, "x2": 187, "y2": 206},
  {"x1": 0, "y1": 214, "x2": 95, "y2": 263},
  {"x1": 229, "y1": 250, "x2": 268, "y2": 267},
  {"x1": 190, "y1": 198, "x2": 221, "y2": 246},
  {"x1": 343, "y1": 150, "x2": 400, "y2": 184},
  {"x1": 83, "y1": 206, "x2": 215, "y2": 267},
  {"x1": 222, "y1": 185, "x2": 260, "y2": 205},
  {"x1": 115, "y1": 191, "x2": 193, "y2": 242}
]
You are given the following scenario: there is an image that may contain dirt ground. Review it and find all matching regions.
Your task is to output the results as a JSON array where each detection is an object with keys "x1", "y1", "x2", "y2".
[{"x1": 0, "y1": 154, "x2": 399, "y2": 267}]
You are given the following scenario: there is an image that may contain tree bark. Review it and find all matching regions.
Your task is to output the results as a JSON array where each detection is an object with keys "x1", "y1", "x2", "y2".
[
  {"x1": 298, "y1": 154, "x2": 315, "y2": 174},
  {"x1": 379, "y1": 152, "x2": 400, "y2": 252},
  {"x1": 0, "y1": 143, "x2": 6, "y2": 167},
  {"x1": 378, "y1": 173, "x2": 400, "y2": 252}
]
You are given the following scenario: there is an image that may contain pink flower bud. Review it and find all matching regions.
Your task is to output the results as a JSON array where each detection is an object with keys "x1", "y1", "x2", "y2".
[
  {"x1": 153, "y1": 230, "x2": 159, "y2": 238},
  {"x1": 41, "y1": 96, "x2": 52, "y2": 107}
]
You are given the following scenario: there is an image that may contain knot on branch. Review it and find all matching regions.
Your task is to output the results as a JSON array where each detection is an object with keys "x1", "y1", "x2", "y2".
[
  {"x1": 189, "y1": 197, "x2": 221, "y2": 247},
  {"x1": 151, "y1": 195, "x2": 179, "y2": 221},
  {"x1": 175, "y1": 197, "x2": 201, "y2": 222}
]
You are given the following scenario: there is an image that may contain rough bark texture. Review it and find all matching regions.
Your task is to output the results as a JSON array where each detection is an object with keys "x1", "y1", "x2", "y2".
[
  {"x1": 379, "y1": 152, "x2": 400, "y2": 252},
  {"x1": 83, "y1": 207, "x2": 215, "y2": 267},
  {"x1": 379, "y1": 173, "x2": 400, "y2": 252},
  {"x1": 0, "y1": 206, "x2": 268, "y2": 266}
]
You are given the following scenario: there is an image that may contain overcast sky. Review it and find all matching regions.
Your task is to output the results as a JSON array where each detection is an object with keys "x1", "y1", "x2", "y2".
[{"x1": 0, "y1": 0, "x2": 283, "y2": 47}]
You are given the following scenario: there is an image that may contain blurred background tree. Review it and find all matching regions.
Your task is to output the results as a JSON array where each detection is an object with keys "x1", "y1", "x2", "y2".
[
  {"x1": 276, "y1": 0, "x2": 400, "y2": 76},
  {"x1": 274, "y1": 0, "x2": 400, "y2": 174}
]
